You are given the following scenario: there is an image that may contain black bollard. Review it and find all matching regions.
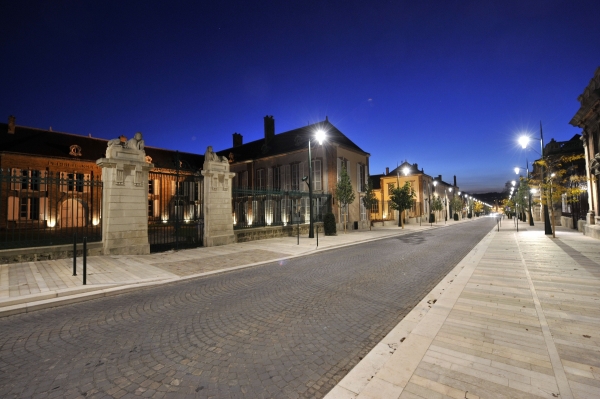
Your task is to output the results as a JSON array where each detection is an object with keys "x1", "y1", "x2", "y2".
[
  {"x1": 83, "y1": 237, "x2": 87, "y2": 285},
  {"x1": 72, "y1": 233, "x2": 77, "y2": 276},
  {"x1": 316, "y1": 224, "x2": 319, "y2": 247}
]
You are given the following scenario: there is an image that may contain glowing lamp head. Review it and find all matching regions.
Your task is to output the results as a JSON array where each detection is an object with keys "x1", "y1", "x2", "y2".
[
  {"x1": 518, "y1": 135, "x2": 530, "y2": 149},
  {"x1": 315, "y1": 129, "x2": 326, "y2": 145},
  {"x1": 433, "y1": 180, "x2": 438, "y2": 186},
  {"x1": 511, "y1": 180, "x2": 516, "y2": 186},
  {"x1": 402, "y1": 166, "x2": 410, "y2": 176},
  {"x1": 514, "y1": 167, "x2": 519, "y2": 175}
]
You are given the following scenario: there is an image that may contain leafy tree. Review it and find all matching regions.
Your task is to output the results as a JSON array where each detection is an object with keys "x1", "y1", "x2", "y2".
[
  {"x1": 531, "y1": 154, "x2": 586, "y2": 237},
  {"x1": 431, "y1": 196, "x2": 443, "y2": 223},
  {"x1": 502, "y1": 198, "x2": 515, "y2": 217},
  {"x1": 473, "y1": 201, "x2": 484, "y2": 216},
  {"x1": 362, "y1": 179, "x2": 377, "y2": 230},
  {"x1": 450, "y1": 195, "x2": 464, "y2": 219},
  {"x1": 335, "y1": 165, "x2": 355, "y2": 233},
  {"x1": 389, "y1": 182, "x2": 415, "y2": 228},
  {"x1": 514, "y1": 178, "x2": 530, "y2": 221}
]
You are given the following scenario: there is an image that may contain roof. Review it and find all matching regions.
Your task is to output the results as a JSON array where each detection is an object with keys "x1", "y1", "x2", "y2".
[
  {"x1": 216, "y1": 120, "x2": 369, "y2": 163},
  {"x1": 0, "y1": 123, "x2": 205, "y2": 171}
]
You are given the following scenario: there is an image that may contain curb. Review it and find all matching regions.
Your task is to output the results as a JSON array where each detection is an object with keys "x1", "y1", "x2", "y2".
[{"x1": 0, "y1": 220, "x2": 475, "y2": 318}]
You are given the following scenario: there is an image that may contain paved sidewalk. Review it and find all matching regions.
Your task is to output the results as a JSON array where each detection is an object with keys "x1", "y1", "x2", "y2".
[
  {"x1": 326, "y1": 222, "x2": 600, "y2": 399},
  {"x1": 0, "y1": 220, "x2": 451, "y2": 317}
]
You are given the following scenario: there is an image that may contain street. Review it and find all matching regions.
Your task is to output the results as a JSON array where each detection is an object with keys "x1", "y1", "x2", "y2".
[{"x1": 0, "y1": 218, "x2": 495, "y2": 399}]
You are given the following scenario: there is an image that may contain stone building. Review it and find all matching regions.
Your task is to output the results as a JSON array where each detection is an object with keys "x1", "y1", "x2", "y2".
[
  {"x1": 217, "y1": 116, "x2": 371, "y2": 232},
  {"x1": 369, "y1": 161, "x2": 459, "y2": 225},
  {"x1": 570, "y1": 66, "x2": 600, "y2": 238}
]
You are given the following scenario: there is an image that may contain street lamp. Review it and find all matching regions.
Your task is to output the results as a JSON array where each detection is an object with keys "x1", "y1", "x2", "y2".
[
  {"x1": 518, "y1": 123, "x2": 552, "y2": 235},
  {"x1": 306, "y1": 129, "x2": 325, "y2": 238}
]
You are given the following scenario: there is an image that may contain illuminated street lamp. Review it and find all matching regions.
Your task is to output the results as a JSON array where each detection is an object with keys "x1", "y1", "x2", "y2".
[
  {"x1": 306, "y1": 129, "x2": 325, "y2": 238},
  {"x1": 519, "y1": 124, "x2": 551, "y2": 235}
]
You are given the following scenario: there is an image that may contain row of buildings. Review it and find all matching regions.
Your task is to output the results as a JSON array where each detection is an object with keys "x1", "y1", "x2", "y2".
[{"x1": 1, "y1": 114, "x2": 463, "y2": 252}]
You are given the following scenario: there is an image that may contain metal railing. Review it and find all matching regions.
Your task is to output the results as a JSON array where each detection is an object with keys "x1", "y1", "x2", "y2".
[
  {"x1": 0, "y1": 169, "x2": 102, "y2": 250},
  {"x1": 232, "y1": 188, "x2": 331, "y2": 229},
  {"x1": 148, "y1": 170, "x2": 203, "y2": 252}
]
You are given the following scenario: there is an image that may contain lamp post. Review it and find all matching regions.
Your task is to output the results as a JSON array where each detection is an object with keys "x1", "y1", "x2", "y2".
[
  {"x1": 519, "y1": 123, "x2": 552, "y2": 235},
  {"x1": 307, "y1": 129, "x2": 325, "y2": 238}
]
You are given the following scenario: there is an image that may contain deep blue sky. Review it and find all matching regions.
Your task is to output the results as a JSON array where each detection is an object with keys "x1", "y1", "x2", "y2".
[{"x1": 2, "y1": 1, "x2": 599, "y2": 193}]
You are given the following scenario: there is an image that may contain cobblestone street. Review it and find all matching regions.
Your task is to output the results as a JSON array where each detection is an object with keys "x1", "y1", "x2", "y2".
[{"x1": 0, "y1": 219, "x2": 495, "y2": 399}]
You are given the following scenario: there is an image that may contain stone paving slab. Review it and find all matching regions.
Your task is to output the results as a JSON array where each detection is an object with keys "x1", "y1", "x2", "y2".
[{"x1": 325, "y1": 223, "x2": 600, "y2": 399}]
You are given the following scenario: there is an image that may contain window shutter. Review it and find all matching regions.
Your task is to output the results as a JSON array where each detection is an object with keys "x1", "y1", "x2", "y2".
[
  {"x1": 153, "y1": 199, "x2": 160, "y2": 217},
  {"x1": 171, "y1": 181, "x2": 176, "y2": 196},
  {"x1": 39, "y1": 197, "x2": 47, "y2": 221},
  {"x1": 83, "y1": 173, "x2": 90, "y2": 192},
  {"x1": 10, "y1": 169, "x2": 20, "y2": 190},
  {"x1": 7, "y1": 196, "x2": 17, "y2": 221},
  {"x1": 39, "y1": 170, "x2": 48, "y2": 192},
  {"x1": 337, "y1": 158, "x2": 342, "y2": 181},
  {"x1": 357, "y1": 165, "x2": 361, "y2": 192}
]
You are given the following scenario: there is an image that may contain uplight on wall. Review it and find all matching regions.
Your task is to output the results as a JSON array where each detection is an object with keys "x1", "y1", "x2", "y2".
[
  {"x1": 47, "y1": 219, "x2": 56, "y2": 228},
  {"x1": 92, "y1": 218, "x2": 100, "y2": 226}
]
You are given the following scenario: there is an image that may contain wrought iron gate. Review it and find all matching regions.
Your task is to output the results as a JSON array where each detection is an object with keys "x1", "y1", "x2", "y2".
[{"x1": 148, "y1": 168, "x2": 203, "y2": 252}]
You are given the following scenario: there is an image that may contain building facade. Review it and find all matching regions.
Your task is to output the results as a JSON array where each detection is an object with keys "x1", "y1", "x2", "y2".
[{"x1": 570, "y1": 66, "x2": 600, "y2": 238}]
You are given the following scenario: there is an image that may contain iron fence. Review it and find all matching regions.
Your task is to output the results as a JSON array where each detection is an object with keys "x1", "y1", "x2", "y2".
[
  {"x1": 0, "y1": 169, "x2": 102, "y2": 250},
  {"x1": 148, "y1": 170, "x2": 203, "y2": 252},
  {"x1": 232, "y1": 188, "x2": 331, "y2": 229}
]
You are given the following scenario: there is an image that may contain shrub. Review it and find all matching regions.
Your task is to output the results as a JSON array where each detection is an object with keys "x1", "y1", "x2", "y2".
[
  {"x1": 323, "y1": 213, "x2": 337, "y2": 235},
  {"x1": 467, "y1": 213, "x2": 472, "y2": 219}
]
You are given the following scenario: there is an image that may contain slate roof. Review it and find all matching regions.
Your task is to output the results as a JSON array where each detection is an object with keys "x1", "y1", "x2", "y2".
[
  {"x1": 216, "y1": 120, "x2": 369, "y2": 163},
  {"x1": 0, "y1": 123, "x2": 205, "y2": 171}
]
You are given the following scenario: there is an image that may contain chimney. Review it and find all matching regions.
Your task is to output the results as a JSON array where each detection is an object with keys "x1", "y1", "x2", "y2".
[
  {"x1": 8, "y1": 115, "x2": 15, "y2": 134},
  {"x1": 264, "y1": 115, "x2": 275, "y2": 142},
  {"x1": 414, "y1": 163, "x2": 418, "y2": 170},
  {"x1": 386, "y1": 167, "x2": 389, "y2": 175},
  {"x1": 233, "y1": 132, "x2": 243, "y2": 147},
  {"x1": 438, "y1": 174, "x2": 442, "y2": 182},
  {"x1": 454, "y1": 175, "x2": 457, "y2": 187}
]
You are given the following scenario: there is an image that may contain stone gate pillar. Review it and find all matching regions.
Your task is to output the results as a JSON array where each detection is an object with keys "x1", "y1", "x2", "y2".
[
  {"x1": 201, "y1": 146, "x2": 235, "y2": 246},
  {"x1": 96, "y1": 133, "x2": 154, "y2": 255}
]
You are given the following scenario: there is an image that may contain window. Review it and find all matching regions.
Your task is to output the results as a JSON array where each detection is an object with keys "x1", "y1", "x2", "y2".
[
  {"x1": 312, "y1": 159, "x2": 322, "y2": 191},
  {"x1": 256, "y1": 169, "x2": 265, "y2": 190},
  {"x1": 67, "y1": 173, "x2": 84, "y2": 192},
  {"x1": 337, "y1": 158, "x2": 349, "y2": 181},
  {"x1": 148, "y1": 199, "x2": 154, "y2": 217},
  {"x1": 360, "y1": 200, "x2": 366, "y2": 221},
  {"x1": 148, "y1": 180, "x2": 154, "y2": 195},
  {"x1": 357, "y1": 164, "x2": 365, "y2": 192},
  {"x1": 371, "y1": 201, "x2": 379, "y2": 214},
  {"x1": 18, "y1": 170, "x2": 41, "y2": 191},
  {"x1": 291, "y1": 163, "x2": 300, "y2": 191},
  {"x1": 273, "y1": 166, "x2": 281, "y2": 191},
  {"x1": 19, "y1": 197, "x2": 40, "y2": 220},
  {"x1": 238, "y1": 170, "x2": 248, "y2": 188}
]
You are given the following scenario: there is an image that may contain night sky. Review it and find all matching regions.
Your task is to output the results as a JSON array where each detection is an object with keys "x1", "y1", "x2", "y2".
[{"x1": 2, "y1": 1, "x2": 599, "y2": 193}]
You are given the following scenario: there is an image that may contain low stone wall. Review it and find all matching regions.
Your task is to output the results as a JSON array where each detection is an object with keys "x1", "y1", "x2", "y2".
[
  {"x1": 561, "y1": 216, "x2": 574, "y2": 230},
  {"x1": 235, "y1": 223, "x2": 324, "y2": 243},
  {"x1": 0, "y1": 242, "x2": 103, "y2": 265},
  {"x1": 583, "y1": 223, "x2": 600, "y2": 240}
]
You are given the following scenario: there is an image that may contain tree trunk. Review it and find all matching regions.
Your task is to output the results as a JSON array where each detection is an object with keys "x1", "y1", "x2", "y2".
[{"x1": 549, "y1": 197, "x2": 556, "y2": 238}]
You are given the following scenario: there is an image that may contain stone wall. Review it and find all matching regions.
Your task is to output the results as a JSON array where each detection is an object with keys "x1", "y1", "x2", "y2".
[
  {"x1": 235, "y1": 223, "x2": 324, "y2": 243},
  {"x1": 0, "y1": 242, "x2": 102, "y2": 264}
]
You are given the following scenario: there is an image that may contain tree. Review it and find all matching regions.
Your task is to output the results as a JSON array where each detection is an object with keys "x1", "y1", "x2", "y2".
[
  {"x1": 450, "y1": 195, "x2": 464, "y2": 219},
  {"x1": 502, "y1": 198, "x2": 515, "y2": 217},
  {"x1": 431, "y1": 196, "x2": 443, "y2": 223},
  {"x1": 362, "y1": 179, "x2": 377, "y2": 230},
  {"x1": 531, "y1": 154, "x2": 585, "y2": 237},
  {"x1": 514, "y1": 178, "x2": 530, "y2": 222},
  {"x1": 473, "y1": 201, "x2": 484, "y2": 216},
  {"x1": 389, "y1": 182, "x2": 415, "y2": 228},
  {"x1": 335, "y1": 165, "x2": 355, "y2": 233}
]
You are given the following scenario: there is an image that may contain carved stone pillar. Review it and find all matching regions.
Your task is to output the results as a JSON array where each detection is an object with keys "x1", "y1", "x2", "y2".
[
  {"x1": 96, "y1": 134, "x2": 153, "y2": 255},
  {"x1": 201, "y1": 147, "x2": 235, "y2": 246}
]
